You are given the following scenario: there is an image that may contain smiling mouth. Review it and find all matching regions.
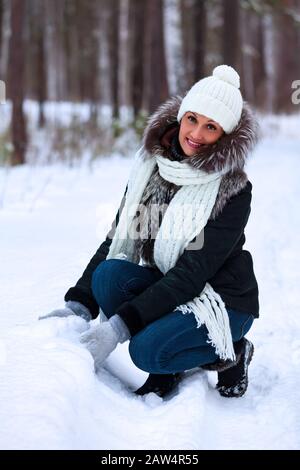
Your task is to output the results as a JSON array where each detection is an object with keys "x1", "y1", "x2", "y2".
[{"x1": 186, "y1": 138, "x2": 203, "y2": 149}]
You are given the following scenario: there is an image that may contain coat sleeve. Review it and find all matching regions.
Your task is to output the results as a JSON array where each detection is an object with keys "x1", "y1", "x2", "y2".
[
  {"x1": 64, "y1": 185, "x2": 128, "y2": 318},
  {"x1": 116, "y1": 182, "x2": 252, "y2": 335}
]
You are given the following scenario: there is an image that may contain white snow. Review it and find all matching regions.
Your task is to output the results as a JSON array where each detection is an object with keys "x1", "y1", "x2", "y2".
[{"x1": 0, "y1": 112, "x2": 300, "y2": 450}]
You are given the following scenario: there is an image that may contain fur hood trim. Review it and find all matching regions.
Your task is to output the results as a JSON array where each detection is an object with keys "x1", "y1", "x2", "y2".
[
  {"x1": 141, "y1": 96, "x2": 260, "y2": 219},
  {"x1": 142, "y1": 95, "x2": 259, "y2": 174}
]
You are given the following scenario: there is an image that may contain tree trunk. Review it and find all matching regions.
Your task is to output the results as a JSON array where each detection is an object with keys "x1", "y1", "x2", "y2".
[
  {"x1": 128, "y1": 0, "x2": 146, "y2": 118},
  {"x1": 37, "y1": 21, "x2": 46, "y2": 127},
  {"x1": 193, "y1": 0, "x2": 206, "y2": 82},
  {"x1": 222, "y1": 0, "x2": 239, "y2": 69},
  {"x1": 8, "y1": 0, "x2": 27, "y2": 165},
  {"x1": 241, "y1": 4, "x2": 269, "y2": 109},
  {"x1": 180, "y1": 0, "x2": 194, "y2": 89},
  {"x1": 64, "y1": 0, "x2": 80, "y2": 101},
  {"x1": 252, "y1": 13, "x2": 267, "y2": 109},
  {"x1": 107, "y1": 0, "x2": 120, "y2": 119},
  {"x1": 144, "y1": 0, "x2": 169, "y2": 114},
  {"x1": 0, "y1": 0, "x2": 3, "y2": 57},
  {"x1": 0, "y1": 0, "x2": 10, "y2": 81},
  {"x1": 53, "y1": 0, "x2": 65, "y2": 101},
  {"x1": 36, "y1": 0, "x2": 46, "y2": 127},
  {"x1": 87, "y1": 0, "x2": 100, "y2": 121}
]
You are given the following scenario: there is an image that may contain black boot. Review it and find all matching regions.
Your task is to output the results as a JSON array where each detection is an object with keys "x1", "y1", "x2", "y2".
[
  {"x1": 201, "y1": 357, "x2": 239, "y2": 372},
  {"x1": 201, "y1": 338, "x2": 245, "y2": 372},
  {"x1": 216, "y1": 338, "x2": 254, "y2": 398},
  {"x1": 134, "y1": 373, "x2": 182, "y2": 398}
]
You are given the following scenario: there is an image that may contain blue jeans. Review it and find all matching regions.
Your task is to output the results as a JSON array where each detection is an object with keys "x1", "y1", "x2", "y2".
[{"x1": 91, "y1": 259, "x2": 254, "y2": 374}]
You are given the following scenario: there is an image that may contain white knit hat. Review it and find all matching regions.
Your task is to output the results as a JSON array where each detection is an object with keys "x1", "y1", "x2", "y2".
[{"x1": 177, "y1": 65, "x2": 243, "y2": 134}]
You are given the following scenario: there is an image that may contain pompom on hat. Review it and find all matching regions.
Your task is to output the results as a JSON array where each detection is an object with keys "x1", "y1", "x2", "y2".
[{"x1": 177, "y1": 65, "x2": 243, "y2": 134}]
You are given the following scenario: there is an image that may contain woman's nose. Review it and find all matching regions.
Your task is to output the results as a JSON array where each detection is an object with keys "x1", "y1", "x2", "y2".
[{"x1": 191, "y1": 127, "x2": 204, "y2": 142}]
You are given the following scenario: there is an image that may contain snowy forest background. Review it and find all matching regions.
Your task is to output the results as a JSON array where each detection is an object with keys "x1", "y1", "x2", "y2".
[
  {"x1": 1, "y1": 0, "x2": 300, "y2": 166},
  {"x1": 0, "y1": 0, "x2": 300, "y2": 451}
]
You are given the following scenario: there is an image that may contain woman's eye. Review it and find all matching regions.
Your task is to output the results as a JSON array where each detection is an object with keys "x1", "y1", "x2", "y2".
[
  {"x1": 188, "y1": 115, "x2": 196, "y2": 123},
  {"x1": 207, "y1": 124, "x2": 217, "y2": 131}
]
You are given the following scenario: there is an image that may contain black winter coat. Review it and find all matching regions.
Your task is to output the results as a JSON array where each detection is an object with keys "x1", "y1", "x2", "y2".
[
  {"x1": 65, "y1": 181, "x2": 259, "y2": 336},
  {"x1": 65, "y1": 97, "x2": 260, "y2": 336}
]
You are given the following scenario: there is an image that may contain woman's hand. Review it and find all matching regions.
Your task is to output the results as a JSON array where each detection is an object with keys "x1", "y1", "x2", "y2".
[
  {"x1": 39, "y1": 301, "x2": 91, "y2": 322},
  {"x1": 39, "y1": 306, "x2": 76, "y2": 320},
  {"x1": 80, "y1": 321, "x2": 120, "y2": 370}
]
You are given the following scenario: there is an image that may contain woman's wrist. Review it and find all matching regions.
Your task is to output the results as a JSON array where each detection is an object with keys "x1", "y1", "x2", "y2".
[
  {"x1": 65, "y1": 300, "x2": 92, "y2": 322},
  {"x1": 108, "y1": 314, "x2": 131, "y2": 343}
]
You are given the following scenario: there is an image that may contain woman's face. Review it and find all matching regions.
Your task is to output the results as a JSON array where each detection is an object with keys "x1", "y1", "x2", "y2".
[{"x1": 178, "y1": 112, "x2": 224, "y2": 157}]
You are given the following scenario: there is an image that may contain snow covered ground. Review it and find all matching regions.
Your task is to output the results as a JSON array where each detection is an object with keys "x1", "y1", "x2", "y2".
[{"x1": 0, "y1": 114, "x2": 300, "y2": 450}]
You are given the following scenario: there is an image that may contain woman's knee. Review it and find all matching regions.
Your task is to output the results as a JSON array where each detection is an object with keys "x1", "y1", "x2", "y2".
[
  {"x1": 91, "y1": 259, "x2": 122, "y2": 297},
  {"x1": 228, "y1": 309, "x2": 255, "y2": 342},
  {"x1": 129, "y1": 334, "x2": 159, "y2": 373},
  {"x1": 129, "y1": 336, "x2": 146, "y2": 371}
]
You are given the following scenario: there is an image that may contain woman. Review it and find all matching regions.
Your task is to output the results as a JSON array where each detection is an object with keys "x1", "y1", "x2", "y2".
[{"x1": 41, "y1": 65, "x2": 259, "y2": 399}]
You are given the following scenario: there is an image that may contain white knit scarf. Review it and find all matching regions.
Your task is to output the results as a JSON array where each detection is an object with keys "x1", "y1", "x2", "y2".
[{"x1": 107, "y1": 148, "x2": 235, "y2": 361}]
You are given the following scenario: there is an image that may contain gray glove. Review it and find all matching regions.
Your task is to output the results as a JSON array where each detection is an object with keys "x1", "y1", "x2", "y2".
[
  {"x1": 39, "y1": 300, "x2": 92, "y2": 322},
  {"x1": 80, "y1": 314, "x2": 130, "y2": 370}
]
